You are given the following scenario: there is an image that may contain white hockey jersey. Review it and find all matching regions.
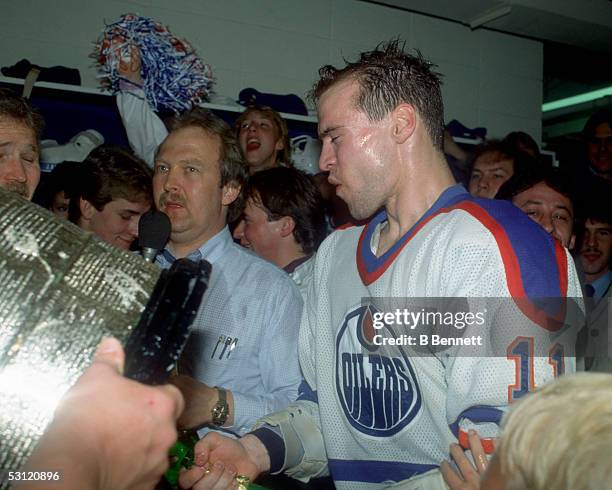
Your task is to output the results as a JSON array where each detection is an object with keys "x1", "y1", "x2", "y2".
[{"x1": 259, "y1": 185, "x2": 582, "y2": 489}]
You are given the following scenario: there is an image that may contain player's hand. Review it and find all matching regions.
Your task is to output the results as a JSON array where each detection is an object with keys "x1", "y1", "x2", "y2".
[
  {"x1": 179, "y1": 433, "x2": 267, "y2": 489},
  {"x1": 170, "y1": 375, "x2": 220, "y2": 429},
  {"x1": 440, "y1": 430, "x2": 495, "y2": 490},
  {"x1": 23, "y1": 337, "x2": 184, "y2": 490},
  {"x1": 117, "y1": 45, "x2": 144, "y2": 86}
]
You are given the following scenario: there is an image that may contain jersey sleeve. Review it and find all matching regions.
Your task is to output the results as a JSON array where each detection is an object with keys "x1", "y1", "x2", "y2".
[{"x1": 439, "y1": 213, "x2": 582, "y2": 451}]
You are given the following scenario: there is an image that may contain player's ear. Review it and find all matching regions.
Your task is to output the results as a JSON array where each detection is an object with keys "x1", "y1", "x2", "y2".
[
  {"x1": 391, "y1": 103, "x2": 416, "y2": 144},
  {"x1": 569, "y1": 233, "x2": 576, "y2": 250},
  {"x1": 279, "y1": 216, "x2": 295, "y2": 238}
]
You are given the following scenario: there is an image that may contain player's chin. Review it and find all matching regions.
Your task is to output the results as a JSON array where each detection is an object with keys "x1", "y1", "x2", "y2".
[
  {"x1": 347, "y1": 203, "x2": 374, "y2": 221},
  {"x1": 335, "y1": 185, "x2": 349, "y2": 202}
]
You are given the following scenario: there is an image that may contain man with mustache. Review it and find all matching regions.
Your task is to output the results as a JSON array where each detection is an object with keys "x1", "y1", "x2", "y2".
[
  {"x1": 576, "y1": 198, "x2": 612, "y2": 372},
  {"x1": 153, "y1": 108, "x2": 303, "y2": 439},
  {"x1": 579, "y1": 210, "x2": 612, "y2": 300},
  {"x1": 0, "y1": 89, "x2": 44, "y2": 200}
]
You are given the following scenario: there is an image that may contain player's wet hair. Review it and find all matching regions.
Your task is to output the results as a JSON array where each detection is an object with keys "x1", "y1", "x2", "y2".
[{"x1": 310, "y1": 39, "x2": 445, "y2": 152}]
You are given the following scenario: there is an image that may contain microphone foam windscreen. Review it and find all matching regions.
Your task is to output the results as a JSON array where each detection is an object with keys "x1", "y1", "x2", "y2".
[{"x1": 138, "y1": 210, "x2": 171, "y2": 250}]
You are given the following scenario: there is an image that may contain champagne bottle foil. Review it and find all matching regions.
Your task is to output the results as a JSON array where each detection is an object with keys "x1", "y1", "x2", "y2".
[{"x1": 0, "y1": 188, "x2": 160, "y2": 474}]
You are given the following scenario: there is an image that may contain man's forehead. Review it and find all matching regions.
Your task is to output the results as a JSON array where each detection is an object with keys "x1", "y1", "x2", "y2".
[
  {"x1": 0, "y1": 117, "x2": 37, "y2": 141},
  {"x1": 518, "y1": 185, "x2": 573, "y2": 210},
  {"x1": 0, "y1": 115, "x2": 24, "y2": 127},
  {"x1": 585, "y1": 218, "x2": 612, "y2": 229},
  {"x1": 244, "y1": 203, "x2": 263, "y2": 219},
  {"x1": 169, "y1": 125, "x2": 218, "y2": 142},
  {"x1": 317, "y1": 81, "x2": 368, "y2": 136},
  {"x1": 243, "y1": 111, "x2": 273, "y2": 122},
  {"x1": 473, "y1": 162, "x2": 512, "y2": 173},
  {"x1": 317, "y1": 79, "x2": 359, "y2": 112},
  {"x1": 593, "y1": 122, "x2": 611, "y2": 137}
]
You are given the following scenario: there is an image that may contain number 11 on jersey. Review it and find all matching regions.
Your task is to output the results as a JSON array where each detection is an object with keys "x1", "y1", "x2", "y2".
[{"x1": 507, "y1": 337, "x2": 565, "y2": 403}]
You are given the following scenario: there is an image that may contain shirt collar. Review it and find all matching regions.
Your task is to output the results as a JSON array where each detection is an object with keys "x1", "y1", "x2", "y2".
[
  {"x1": 161, "y1": 227, "x2": 233, "y2": 264},
  {"x1": 589, "y1": 270, "x2": 612, "y2": 302},
  {"x1": 284, "y1": 254, "x2": 313, "y2": 273}
]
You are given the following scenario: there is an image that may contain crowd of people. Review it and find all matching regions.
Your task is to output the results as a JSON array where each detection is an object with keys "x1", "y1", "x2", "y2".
[{"x1": 0, "y1": 38, "x2": 610, "y2": 490}]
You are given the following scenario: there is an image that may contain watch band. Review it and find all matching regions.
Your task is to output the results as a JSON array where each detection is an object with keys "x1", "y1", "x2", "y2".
[{"x1": 211, "y1": 387, "x2": 229, "y2": 426}]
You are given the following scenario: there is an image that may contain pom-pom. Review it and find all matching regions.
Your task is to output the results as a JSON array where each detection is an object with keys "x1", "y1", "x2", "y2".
[{"x1": 94, "y1": 13, "x2": 214, "y2": 112}]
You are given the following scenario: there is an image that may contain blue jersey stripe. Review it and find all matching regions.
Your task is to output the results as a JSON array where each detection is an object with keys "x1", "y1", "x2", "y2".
[
  {"x1": 329, "y1": 459, "x2": 437, "y2": 483},
  {"x1": 465, "y1": 197, "x2": 563, "y2": 298},
  {"x1": 448, "y1": 405, "x2": 505, "y2": 437},
  {"x1": 297, "y1": 379, "x2": 318, "y2": 403},
  {"x1": 358, "y1": 185, "x2": 467, "y2": 279},
  {"x1": 357, "y1": 185, "x2": 567, "y2": 303}
]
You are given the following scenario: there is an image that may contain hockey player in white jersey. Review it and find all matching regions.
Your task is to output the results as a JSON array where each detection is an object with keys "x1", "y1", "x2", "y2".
[{"x1": 179, "y1": 41, "x2": 582, "y2": 490}]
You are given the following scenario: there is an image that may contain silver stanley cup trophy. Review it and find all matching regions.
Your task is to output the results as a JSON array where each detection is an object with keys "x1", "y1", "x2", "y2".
[{"x1": 0, "y1": 188, "x2": 210, "y2": 485}]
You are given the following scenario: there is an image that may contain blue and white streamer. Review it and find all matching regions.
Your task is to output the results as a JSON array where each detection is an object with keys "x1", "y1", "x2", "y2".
[{"x1": 95, "y1": 13, "x2": 214, "y2": 112}]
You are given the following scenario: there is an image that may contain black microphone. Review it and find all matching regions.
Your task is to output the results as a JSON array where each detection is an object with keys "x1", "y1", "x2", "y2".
[{"x1": 138, "y1": 209, "x2": 171, "y2": 262}]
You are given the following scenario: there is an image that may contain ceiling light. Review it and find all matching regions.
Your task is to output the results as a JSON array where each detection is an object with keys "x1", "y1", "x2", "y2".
[{"x1": 542, "y1": 86, "x2": 612, "y2": 112}]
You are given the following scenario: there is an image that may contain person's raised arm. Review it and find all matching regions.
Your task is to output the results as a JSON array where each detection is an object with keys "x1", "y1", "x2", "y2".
[{"x1": 115, "y1": 47, "x2": 168, "y2": 167}]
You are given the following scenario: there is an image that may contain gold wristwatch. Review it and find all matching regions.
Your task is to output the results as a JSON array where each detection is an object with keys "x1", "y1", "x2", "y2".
[{"x1": 211, "y1": 387, "x2": 229, "y2": 426}]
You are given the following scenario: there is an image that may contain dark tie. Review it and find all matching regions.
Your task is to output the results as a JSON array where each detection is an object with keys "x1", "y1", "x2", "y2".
[{"x1": 585, "y1": 284, "x2": 595, "y2": 298}]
